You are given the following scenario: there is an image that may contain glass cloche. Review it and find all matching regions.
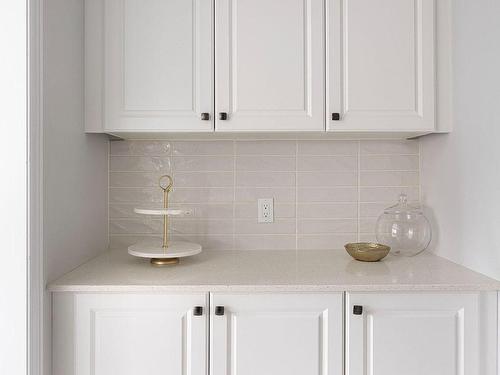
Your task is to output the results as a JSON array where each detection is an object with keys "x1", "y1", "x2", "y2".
[{"x1": 375, "y1": 194, "x2": 432, "y2": 257}]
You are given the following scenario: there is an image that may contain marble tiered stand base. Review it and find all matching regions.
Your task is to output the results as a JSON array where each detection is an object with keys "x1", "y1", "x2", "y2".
[{"x1": 128, "y1": 239, "x2": 202, "y2": 266}]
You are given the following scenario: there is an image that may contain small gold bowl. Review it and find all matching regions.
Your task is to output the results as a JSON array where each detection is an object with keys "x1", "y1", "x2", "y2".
[{"x1": 345, "y1": 242, "x2": 390, "y2": 262}]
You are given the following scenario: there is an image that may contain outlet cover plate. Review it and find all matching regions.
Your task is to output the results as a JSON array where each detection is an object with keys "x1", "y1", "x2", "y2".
[{"x1": 258, "y1": 198, "x2": 274, "y2": 223}]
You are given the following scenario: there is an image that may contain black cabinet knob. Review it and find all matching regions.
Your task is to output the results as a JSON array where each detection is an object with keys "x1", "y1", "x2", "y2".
[
  {"x1": 201, "y1": 113, "x2": 210, "y2": 121},
  {"x1": 219, "y1": 112, "x2": 228, "y2": 120},
  {"x1": 193, "y1": 306, "x2": 203, "y2": 316},
  {"x1": 331, "y1": 113, "x2": 341, "y2": 121},
  {"x1": 353, "y1": 305, "x2": 363, "y2": 315},
  {"x1": 215, "y1": 306, "x2": 225, "y2": 316}
]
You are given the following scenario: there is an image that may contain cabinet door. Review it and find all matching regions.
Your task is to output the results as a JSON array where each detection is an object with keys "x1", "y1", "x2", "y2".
[
  {"x1": 345, "y1": 292, "x2": 487, "y2": 375},
  {"x1": 327, "y1": 0, "x2": 435, "y2": 131},
  {"x1": 67, "y1": 294, "x2": 207, "y2": 375},
  {"x1": 87, "y1": 0, "x2": 214, "y2": 132},
  {"x1": 215, "y1": 0, "x2": 325, "y2": 131},
  {"x1": 211, "y1": 293, "x2": 343, "y2": 375}
]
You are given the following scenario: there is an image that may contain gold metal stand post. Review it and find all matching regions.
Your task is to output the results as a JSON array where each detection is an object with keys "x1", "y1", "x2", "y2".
[{"x1": 151, "y1": 175, "x2": 179, "y2": 266}]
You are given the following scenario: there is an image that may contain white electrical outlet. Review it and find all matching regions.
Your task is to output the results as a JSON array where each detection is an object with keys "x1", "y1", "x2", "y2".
[{"x1": 258, "y1": 198, "x2": 274, "y2": 223}]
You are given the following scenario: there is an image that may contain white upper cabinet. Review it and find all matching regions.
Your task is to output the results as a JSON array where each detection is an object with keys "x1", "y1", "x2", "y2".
[
  {"x1": 85, "y1": 0, "x2": 214, "y2": 132},
  {"x1": 215, "y1": 0, "x2": 325, "y2": 132},
  {"x1": 345, "y1": 292, "x2": 494, "y2": 375},
  {"x1": 327, "y1": 0, "x2": 436, "y2": 132},
  {"x1": 210, "y1": 293, "x2": 343, "y2": 375},
  {"x1": 85, "y1": 0, "x2": 444, "y2": 134}
]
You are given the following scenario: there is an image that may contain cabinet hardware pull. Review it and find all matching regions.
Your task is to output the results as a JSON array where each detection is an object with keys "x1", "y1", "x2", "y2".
[
  {"x1": 215, "y1": 306, "x2": 225, "y2": 316},
  {"x1": 331, "y1": 113, "x2": 341, "y2": 121},
  {"x1": 353, "y1": 305, "x2": 363, "y2": 315},
  {"x1": 219, "y1": 112, "x2": 228, "y2": 120},
  {"x1": 193, "y1": 306, "x2": 203, "y2": 316},
  {"x1": 201, "y1": 113, "x2": 210, "y2": 121}
]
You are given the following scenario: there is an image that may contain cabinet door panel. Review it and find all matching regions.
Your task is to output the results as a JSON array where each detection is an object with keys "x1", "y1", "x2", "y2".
[
  {"x1": 211, "y1": 293, "x2": 343, "y2": 375},
  {"x1": 95, "y1": 0, "x2": 213, "y2": 131},
  {"x1": 74, "y1": 294, "x2": 207, "y2": 375},
  {"x1": 327, "y1": 0, "x2": 435, "y2": 131},
  {"x1": 346, "y1": 292, "x2": 482, "y2": 375},
  {"x1": 216, "y1": 0, "x2": 325, "y2": 131}
]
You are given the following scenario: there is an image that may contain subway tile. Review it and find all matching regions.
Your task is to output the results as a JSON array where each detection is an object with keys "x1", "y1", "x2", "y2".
[
  {"x1": 298, "y1": 140, "x2": 358, "y2": 155},
  {"x1": 110, "y1": 141, "x2": 171, "y2": 156},
  {"x1": 359, "y1": 234, "x2": 377, "y2": 243},
  {"x1": 297, "y1": 234, "x2": 357, "y2": 250},
  {"x1": 110, "y1": 219, "x2": 163, "y2": 235},
  {"x1": 360, "y1": 171, "x2": 419, "y2": 186},
  {"x1": 359, "y1": 202, "x2": 388, "y2": 217},
  {"x1": 360, "y1": 155, "x2": 419, "y2": 171},
  {"x1": 297, "y1": 203, "x2": 357, "y2": 219},
  {"x1": 172, "y1": 140, "x2": 234, "y2": 156},
  {"x1": 110, "y1": 172, "x2": 160, "y2": 188},
  {"x1": 236, "y1": 156, "x2": 295, "y2": 171},
  {"x1": 235, "y1": 140, "x2": 296, "y2": 155},
  {"x1": 171, "y1": 219, "x2": 233, "y2": 235},
  {"x1": 172, "y1": 156, "x2": 233, "y2": 171},
  {"x1": 235, "y1": 187, "x2": 296, "y2": 203},
  {"x1": 359, "y1": 201, "x2": 420, "y2": 217},
  {"x1": 297, "y1": 171, "x2": 357, "y2": 187},
  {"x1": 170, "y1": 234, "x2": 235, "y2": 250},
  {"x1": 297, "y1": 155, "x2": 357, "y2": 171},
  {"x1": 109, "y1": 188, "x2": 163, "y2": 203},
  {"x1": 360, "y1": 186, "x2": 419, "y2": 202},
  {"x1": 236, "y1": 171, "x2": 295, "y2": 187},
  {"x1": 170, "y1": 187, "x2": 234, "y2": 203},
  {"x1": 297, "y1": 219, "x2": 357, "y2": 234},
  {"x1": 297, "y1": 187, "x2": 358, "y2": 203},
  {"x1": 109, "y1": 235, "x2": 159, "y2": 250},
  {"x1": 174, "y1": 171, "x2": 234, "y2": 187},
  {"x1": 234, "y1": 203, "x2": 296, "y2": 219},
  {"x1": 359, "y1": 217, "x2": 378, "y2": 233},
  {"x1": 235, "y1": 219, "x2": 296, "y2": 235},
  {"x1": 360, "y1": 140, "x2": 419, "y2": 155},
  {"x1": 234, "y1": 235, "x2": 296, "y2": 250},
  {"x1": 110, "y1": 156, "x2": 171, "y2": 172}
]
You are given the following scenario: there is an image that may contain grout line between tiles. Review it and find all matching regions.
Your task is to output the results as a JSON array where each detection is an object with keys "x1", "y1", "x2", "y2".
[
  {"x1": 295, "y1": 140, "x2": 299, "y2": 251},
  {"x1": 232, "y1": 139, "x2": 236, "y2": 250},
  {"x1": 357, "y1": 141, "x2": 361, "y2": 243},
  {"x1": 110, "y1": 153, "x2": 419, "y2": 157},
  {"x1": 418, "y1": 138, "x2": 422, "y2": 203}
]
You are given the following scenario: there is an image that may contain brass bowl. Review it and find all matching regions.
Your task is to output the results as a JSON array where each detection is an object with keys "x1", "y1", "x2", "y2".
[{"x1": 344, "y1": 242, "x2": 390, "y2": 262}]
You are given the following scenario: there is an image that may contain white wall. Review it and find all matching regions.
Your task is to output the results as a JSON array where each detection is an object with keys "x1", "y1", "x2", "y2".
[
  {"x1": 0, "y1": 1, "x2": 27, "y2": 374},
  {"x1": 43, "y1": 0, "x2": 109, "y2": 373},
  {"x1": 421, "y1": 0, "x2": 500, "y2": 280}
]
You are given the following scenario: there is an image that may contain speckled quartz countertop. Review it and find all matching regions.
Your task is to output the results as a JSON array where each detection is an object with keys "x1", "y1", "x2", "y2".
[{"x1": 48, "y1": 249, "x2": 500, "y2": 292}]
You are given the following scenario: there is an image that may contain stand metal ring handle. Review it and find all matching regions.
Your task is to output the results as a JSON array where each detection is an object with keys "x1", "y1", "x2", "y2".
[{"x1": 159, "y1": 175, "x2": 173, "y2": 192}]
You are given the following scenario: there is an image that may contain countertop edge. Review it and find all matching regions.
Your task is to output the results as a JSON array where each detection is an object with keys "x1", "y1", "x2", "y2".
[{"x1": 47, "y1": 284, "x2": 500, "y2": 293}]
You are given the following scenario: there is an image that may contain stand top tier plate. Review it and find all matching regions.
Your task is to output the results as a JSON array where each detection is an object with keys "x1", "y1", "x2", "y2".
[{"x1": 134, "y1": 208, "x2": 190, "y2": 216}]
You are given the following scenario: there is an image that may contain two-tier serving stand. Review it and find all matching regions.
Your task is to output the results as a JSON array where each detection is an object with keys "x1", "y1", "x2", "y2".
[{"x1": 127, "y1": 175, "x2": 202, "y2": 266}]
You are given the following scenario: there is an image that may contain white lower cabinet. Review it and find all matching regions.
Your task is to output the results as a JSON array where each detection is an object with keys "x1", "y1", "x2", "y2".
[
  {"x1": 53, "y1": 291, "x2": 496, "y2": 375},
  {"x1": 210, "y1": 293, "x2": 344, "y2": 375},
  {"x1": 345, "y1": 292, "x2": 497, "y2": 375},
  {"x1": 53, "y1": 293, "x2": 208, "y2": 375}
]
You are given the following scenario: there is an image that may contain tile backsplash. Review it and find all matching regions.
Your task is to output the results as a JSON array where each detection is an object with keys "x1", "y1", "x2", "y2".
[{"x1": 109, "y1": 139, "x2": 420, "y2": 251}]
